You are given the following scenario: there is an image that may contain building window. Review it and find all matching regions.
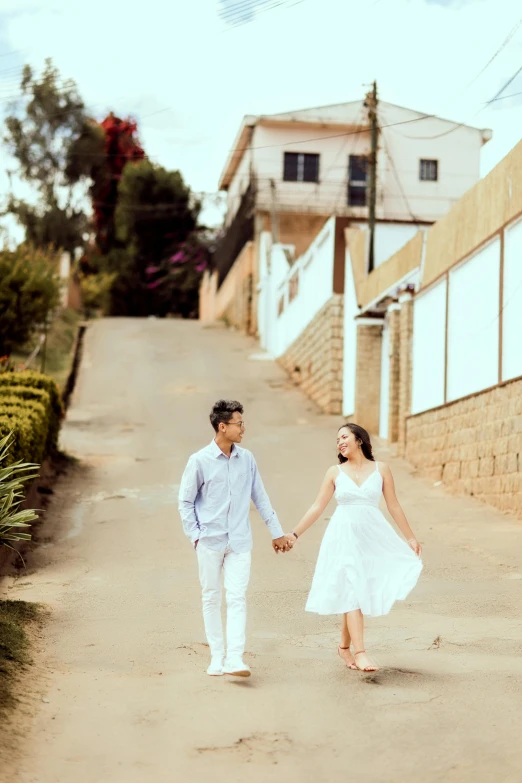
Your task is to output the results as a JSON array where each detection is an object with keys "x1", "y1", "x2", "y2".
[
  {"x1": 420, "y1": 159, "x2": 438, "y2": 181},
  {"x1": 283, "y1": 152, "x2": 319, "y2": 183},
  {"x1": 348, "y1": 155, "x2": 368, "y2": 207}
]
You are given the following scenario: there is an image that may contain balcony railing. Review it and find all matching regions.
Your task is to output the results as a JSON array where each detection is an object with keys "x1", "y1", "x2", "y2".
[{"x1": 213, "y1": 181, "x2": 256, "y2": 286}]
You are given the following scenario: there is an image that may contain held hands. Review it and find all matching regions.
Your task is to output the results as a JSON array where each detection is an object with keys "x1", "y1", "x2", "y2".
[
  {"x1": 272, "y1": 533, "x2": 297, "y2": 554},
  {"x1": 407, "y1": 537, "x2": 422, "y2": 557}
]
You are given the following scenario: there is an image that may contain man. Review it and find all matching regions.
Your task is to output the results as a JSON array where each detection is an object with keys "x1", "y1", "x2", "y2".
[{"x1": 178, "y1": 399, "x2": 289, "y2": 678}]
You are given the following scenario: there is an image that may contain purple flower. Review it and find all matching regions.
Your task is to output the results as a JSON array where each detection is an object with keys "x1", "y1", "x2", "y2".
[
  {"x1": 147, "y1": 279, "x2": 163, "y2": 289},
  {"x1": 170, "y1": 251, "x2": 185, "y2": 264},
  {"x1": 146, "y1": 265, "x2": 160, "y2": 274},
  {"x1": 196, "y1": 261, "x2": 207, "y2": 272}
]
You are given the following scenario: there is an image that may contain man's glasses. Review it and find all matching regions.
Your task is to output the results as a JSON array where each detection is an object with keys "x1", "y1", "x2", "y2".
[{"x1": 226, "y1": 420, "x2": 245, "y2": 428}]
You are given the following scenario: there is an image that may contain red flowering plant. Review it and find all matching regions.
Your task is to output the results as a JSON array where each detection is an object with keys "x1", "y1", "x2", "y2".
[{"x1": 144, "y1": 237, "x2": 210, "y2": 318}]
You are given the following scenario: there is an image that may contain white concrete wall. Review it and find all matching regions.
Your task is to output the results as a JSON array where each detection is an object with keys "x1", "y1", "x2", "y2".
[
  {"x1": 447, "y1": 238, "x2": 500, "y2": 402},
  {"x1": 374, "y1": 224, "x2": 423, "y2": 268},
  {"x1": 378, "y1": 103, "x2": 483, "y2": 223},
  {"x1": 259, "y1": 218, "x2": 337, "y2": 358},
  {"x1": 502, "y1": 216, "x2": 522, "y2": 382},
  {"x1": 411, "y1": 278, "x2": 447, "y2": 415},
  {"x1": 224, "y1": 102, "x2": 487, "y2": 226},
  {"x1": 411, "y1": 214, "x2": 522, "y2": 415},
  {"x1": 273, "y1": 218, "x2": 336, "y2": 356}
]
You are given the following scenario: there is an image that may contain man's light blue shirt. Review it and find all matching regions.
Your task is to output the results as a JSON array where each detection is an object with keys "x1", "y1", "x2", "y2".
[{"x1": 178, "y1": 440, "x2": 284, "y2": 553}]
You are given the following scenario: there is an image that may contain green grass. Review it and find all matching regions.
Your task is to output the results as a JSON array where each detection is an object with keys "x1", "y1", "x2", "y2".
[
  {"x1": 12, "y1": 309, "x2": 82, "y2": 392},
  {"x1": 0, "y1": 600, "x2": 43, "y2": 712}
]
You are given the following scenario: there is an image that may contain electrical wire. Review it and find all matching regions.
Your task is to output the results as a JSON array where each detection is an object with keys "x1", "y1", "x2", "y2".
[
  {"x1": 220, "y1": 0, "x2": 301, "y2": 27},
  {"x1": 464, "y1": 16, "x2": 522, "y2": 90},
  {"x1": 486, "y1": 63, "x2": 522, "y2": 105},
  {"x1": 380, "y1": 130, "x2": 419, "y2": 223}
]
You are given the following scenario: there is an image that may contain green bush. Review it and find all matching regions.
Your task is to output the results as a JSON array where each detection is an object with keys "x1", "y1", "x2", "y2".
[
  {"x1": 0, "y1": 245, "x2": 61, "y2": 357},
  {"x1": 0, "y1": 371, "x2": 64, "y2": 462},
  {"x1": 0, "y1": 386, "x2": 55, "y2": 453}
]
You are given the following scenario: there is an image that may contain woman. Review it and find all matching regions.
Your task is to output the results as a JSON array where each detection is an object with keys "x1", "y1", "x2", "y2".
[{"x1": 284, "y1": 423, "x2": 422, "y2": 672}]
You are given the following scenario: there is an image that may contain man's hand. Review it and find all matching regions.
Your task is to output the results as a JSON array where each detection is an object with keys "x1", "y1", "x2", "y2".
[{"x1": 272, "y1": 535, "x2": 291, "y2": 554}]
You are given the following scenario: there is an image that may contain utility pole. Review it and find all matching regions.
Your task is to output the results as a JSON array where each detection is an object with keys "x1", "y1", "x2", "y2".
[
  {"x1": 366, "y1": 81, "x2": 378, "y2": 273},
  {"x1": 270, "y1": 178, "x2": 279, "y2": 244}
]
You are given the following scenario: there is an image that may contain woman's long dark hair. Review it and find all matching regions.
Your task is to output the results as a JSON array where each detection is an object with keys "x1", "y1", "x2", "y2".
[{"x1": 337, "y1": 423, "x2": 375, "y2": 463}]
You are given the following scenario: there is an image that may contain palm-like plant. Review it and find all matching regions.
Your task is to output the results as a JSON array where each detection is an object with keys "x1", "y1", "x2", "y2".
[{"x1": 0, "y1": 432, "x2": 40, "y2": 556}]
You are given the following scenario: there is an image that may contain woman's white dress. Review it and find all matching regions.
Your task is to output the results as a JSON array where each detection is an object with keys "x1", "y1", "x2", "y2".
[{"x1": 305, "y1": 463, "x2": 422, "y2": 617}]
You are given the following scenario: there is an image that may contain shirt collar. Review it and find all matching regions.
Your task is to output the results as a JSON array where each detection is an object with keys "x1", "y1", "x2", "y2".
[{"x1": 210, "y1": 439, "x2": 240, "y2": 459}]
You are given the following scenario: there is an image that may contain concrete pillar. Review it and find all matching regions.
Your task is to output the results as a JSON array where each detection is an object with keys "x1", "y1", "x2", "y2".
[
  {"x1": 354, "y1": 317, "x2": 383, "y2": 434},
  {"x1": 397, "y1": 291, "x2": 414, "y2": 454},
  {"x1": 387, "y1": 303, "x2": 401, "y2": 443}
]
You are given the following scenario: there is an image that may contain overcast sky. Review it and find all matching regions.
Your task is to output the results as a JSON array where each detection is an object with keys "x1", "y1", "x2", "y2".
[{"x1": 1, "y1": 0, "x2": 522, "y2": 237}]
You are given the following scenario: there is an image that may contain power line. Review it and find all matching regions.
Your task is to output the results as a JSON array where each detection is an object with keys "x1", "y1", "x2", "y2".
[
  {"x1": 219, "y1": 0, "x2": 274, "y2": 22},
  {"x1": 381, "y1": 129, "x2": 419, "y2": 223},
  {"x1": 487, "y1": 89, "x2": 522, "y2": 104},
  {"x1": 464, "y1": 16, "x2": 522, "y2": 90},
  {"x1": 220, "y1": 0, "x2": 302, "y2": 27},
  {"x1": 487, "y1": 63, "x2": 522, "y2": 105}
]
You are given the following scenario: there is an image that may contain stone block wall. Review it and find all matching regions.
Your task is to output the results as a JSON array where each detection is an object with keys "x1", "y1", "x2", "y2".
[
  {"x1": 278, "y1": 295, "x2": 343, "y2": 414},
  {"x1": 354, "y1": 320, "x2": 383, "y2": 434},
  {"x1": 397, "y1": 292, "x2": 413, "y2": 453},
  {"x1": 405, "y1": 378, "x2": 522, "y2": 517}
]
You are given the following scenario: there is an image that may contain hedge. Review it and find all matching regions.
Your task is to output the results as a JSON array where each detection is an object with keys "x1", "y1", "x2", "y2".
[{"x1": 0, "y1": 371, "x2": 64, "y2": 465}]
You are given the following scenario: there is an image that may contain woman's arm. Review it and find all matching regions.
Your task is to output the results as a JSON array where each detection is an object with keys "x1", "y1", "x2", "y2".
[
  {"x1": 381, "y1": 463, "x2": 422, "y2": 556},
  {"x1": 286, "y1": 467, "x2": 337, "y2": 544}
]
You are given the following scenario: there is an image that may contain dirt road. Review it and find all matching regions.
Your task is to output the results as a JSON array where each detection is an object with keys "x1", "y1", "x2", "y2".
[{"x1": 3, "y1": 318, "x2": 522, "y2": 783}]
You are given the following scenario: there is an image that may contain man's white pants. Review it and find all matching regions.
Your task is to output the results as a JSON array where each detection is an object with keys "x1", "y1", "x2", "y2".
[{"x1": 197, "y1": 543, "x2": 251, "y2": 661}]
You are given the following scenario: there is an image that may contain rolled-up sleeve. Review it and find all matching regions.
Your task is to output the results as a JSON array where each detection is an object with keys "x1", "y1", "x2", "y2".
[
  {"x1": 250, "y1": 457, "x2": 284, "y2": 540},
  {"x1": 178, "y1": 455, "x2": 202, "y2": 544}
]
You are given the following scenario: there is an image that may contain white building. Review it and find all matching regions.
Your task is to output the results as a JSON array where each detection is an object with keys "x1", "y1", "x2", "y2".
[{"x1": 205, "y1": 98, "x2": 492, "y2": 332}]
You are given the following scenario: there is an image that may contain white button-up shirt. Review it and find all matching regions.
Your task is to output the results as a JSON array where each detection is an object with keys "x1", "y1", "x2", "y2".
[{"x1": 178, "y1": 440, "x2": 284, "y2": 553}]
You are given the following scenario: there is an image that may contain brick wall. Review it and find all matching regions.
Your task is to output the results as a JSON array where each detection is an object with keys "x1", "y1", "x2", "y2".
[
  {"x1": 387, "y1": 305, "x2": 401, "y2": 443},
  {"x1": 406, "y1": 378, "x2": 522, "y2": 517},
  {"x1": 397, "y1": 293, "x2": 413, "y2": 453},
  {"x1": 353, "y1": 320, "x2": 383, "y2": 433},
  {"x1": 278, "y1": 295, "x2": 343, "y2": 414}
]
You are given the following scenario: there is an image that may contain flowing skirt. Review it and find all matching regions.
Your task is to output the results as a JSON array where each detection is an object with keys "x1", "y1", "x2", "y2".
[{"x1": 305, "y1": 504, "x2": 423, "y2": 617}]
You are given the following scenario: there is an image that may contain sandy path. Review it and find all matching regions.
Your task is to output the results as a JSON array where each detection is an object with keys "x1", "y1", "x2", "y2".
[{"x1": 3, "y1": 318, "x2": 522, "y2": 783}]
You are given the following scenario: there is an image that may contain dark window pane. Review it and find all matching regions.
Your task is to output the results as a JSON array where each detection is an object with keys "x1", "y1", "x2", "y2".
[
  {"x1": 283, "y1": 152, "x2": 299, "y2": 181},
  {"x1": 348, "y1": 185, "x2": 367, "y2": 206},
  {"x1": 420, "y1": 159, "x2": 438, "y2": 181},
  {"x1": 349, "y1": 155, "x2": 368, "y2": 182},
  {"x1": 303, "y1": 154, "x2": 319, "y2": 183}
]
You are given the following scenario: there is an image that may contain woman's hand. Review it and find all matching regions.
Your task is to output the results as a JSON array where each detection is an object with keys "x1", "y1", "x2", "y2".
[
  {"x1": 407, "y1": 538, "x2": 422, "y2": 557},
  {"x1": 285, "y1": 533, "x2": 298, "y2": 549}
]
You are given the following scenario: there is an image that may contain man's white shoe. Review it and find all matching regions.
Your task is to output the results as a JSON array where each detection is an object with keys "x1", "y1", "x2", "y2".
[
  {"x1": 223, "y1": 660, "x2": 251, "y2": 677},
  {"x1": 207, "y1": 658, "x2": 224, "y2": 676}
]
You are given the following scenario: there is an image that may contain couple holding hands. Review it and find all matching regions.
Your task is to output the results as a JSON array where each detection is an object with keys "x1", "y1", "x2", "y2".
[{"x1": 178, "y1": 399, "x2": 422, "y2": 678}]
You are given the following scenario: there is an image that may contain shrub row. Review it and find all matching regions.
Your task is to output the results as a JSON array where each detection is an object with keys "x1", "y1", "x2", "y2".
[{"x1": 0, "y1": 371, "x2": 64, "y2": 464}]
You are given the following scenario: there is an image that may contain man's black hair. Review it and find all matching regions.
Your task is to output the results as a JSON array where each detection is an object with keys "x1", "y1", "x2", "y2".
[{"x1": 210, "y1": 399, "x2": 244, "y2": 432}]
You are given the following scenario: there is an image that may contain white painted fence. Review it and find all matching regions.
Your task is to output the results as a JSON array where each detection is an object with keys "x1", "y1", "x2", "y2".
[
  {"x1": 411, "y1": 215, "x2": 522, "y2": 415},
  {"x1": 258, "y1": 217, "x2": 336, "y2": 358}
]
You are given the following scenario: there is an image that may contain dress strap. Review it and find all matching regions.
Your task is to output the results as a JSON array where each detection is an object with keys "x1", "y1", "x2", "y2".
[
  {"x1": 337, "y1": 465, "x2": 342, "y2": 474},
  {"x1": 375, "y1": 461, "x2": 380, "y2": 475}
]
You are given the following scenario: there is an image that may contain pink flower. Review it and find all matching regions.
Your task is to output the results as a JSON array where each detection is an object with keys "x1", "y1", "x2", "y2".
[
  {"x1": 170, "y1": 251, "x2": 185, "y2": 264},
  {"x1": 146, "y1": 265, "x2": 160, "y2": 274},
  {"x1": 196, "y1": 262, "x2": 207, "y2": 272},
  {"x1": 147, "y1": 279, "x2": 163, "y2": 289}
]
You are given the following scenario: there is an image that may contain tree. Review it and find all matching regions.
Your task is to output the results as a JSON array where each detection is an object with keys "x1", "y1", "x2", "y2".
[
  {"x1": 3, "y1": 59, "x2": 92, "y2": 253},
  {"x1": 0, "y1": 246, "x2": 61, "y2": 357},
  {"x1": 100, "y1": 160, "x2": 202, "y2": 316},
  {"x1": 67, "y1": 113, "x2": 145, "y2": 254}
]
